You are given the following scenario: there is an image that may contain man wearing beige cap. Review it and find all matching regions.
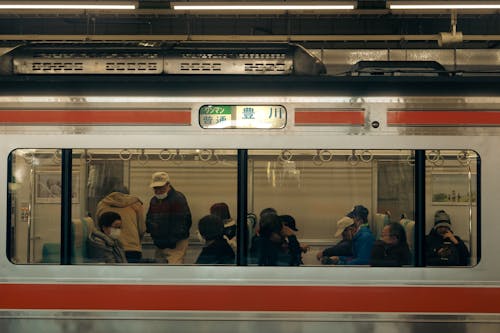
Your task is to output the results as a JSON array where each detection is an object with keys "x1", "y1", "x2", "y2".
[{"x1": 146, "y1": 171, "x2": 192, "y2": 264}]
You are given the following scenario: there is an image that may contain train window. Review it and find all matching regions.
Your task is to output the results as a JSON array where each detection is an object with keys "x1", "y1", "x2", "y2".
[
  {"x1": 7, "y1": 148, "x2": 479, "y2": 267},
  {"x1": 8, "y1": 149, "x2": 238, "y2": 265},
  {"x1": 8, "y1": 149, "x2": 63, "y2": 264},
  {"x1": 425, "y1": 150, "x2": 478, "y2": 267}
]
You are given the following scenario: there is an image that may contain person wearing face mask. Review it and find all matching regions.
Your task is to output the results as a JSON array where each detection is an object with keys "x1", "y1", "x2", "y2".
[
  {"x1": 86, "y1": 211, "x2": 127, "y2": 263},
  {"x1": 96, "y1": 184, "x2": 146, "y2": 263},
  {"x1": 425, "y1": 210, "x2": 470, "y2": 266},
  {"x1": 146, "y1": 171, "x2": 192, "y2": 264}
]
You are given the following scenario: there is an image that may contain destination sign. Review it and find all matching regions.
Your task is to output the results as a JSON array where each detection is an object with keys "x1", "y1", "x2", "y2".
[{"x1": 199, "y1": 105, "x2": 286, "y2": 129}]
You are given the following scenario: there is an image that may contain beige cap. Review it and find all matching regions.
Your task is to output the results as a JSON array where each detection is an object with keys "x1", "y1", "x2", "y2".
[
  {"x1": 149, "y1": 172, "x2": 170, "y2": 188},
  {"x1": 334, "y1": 216, "x2": 355, "y2": 238}
]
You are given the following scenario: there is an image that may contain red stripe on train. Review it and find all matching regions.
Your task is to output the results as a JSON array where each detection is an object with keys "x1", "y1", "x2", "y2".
[
  {"x1": 295, "y1": 110, "x2": 365, "y2": 125},
  {"x1": 1, "y1": 284, "x2": 500, "y2": 313},
  {"x1": 388, "y1": 110, "x2": 500, "y2": 126},
  {"x1": 0, "y1": 110, "x2": 191, "y2": 125}
]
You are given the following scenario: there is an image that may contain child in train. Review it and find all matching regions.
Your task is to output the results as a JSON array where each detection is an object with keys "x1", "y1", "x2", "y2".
[
  {"x1": 370, "y1": 222, "x2": 411, "y2": 267},
  {"x1": 195, "y1": 214, "x2": 235, "y2": 265},
  {"x1": 316, "y1": 216, "x2": 355, "y2": 264},
  {"x1": 86, "y1": 211, "x2": 127, "y2": 263},
  {"x1": 425, "y1": 210, "x2": 470, "y2": 266}
]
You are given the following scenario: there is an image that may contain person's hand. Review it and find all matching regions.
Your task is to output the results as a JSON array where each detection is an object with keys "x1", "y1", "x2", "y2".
[
  {"x1": 316, "y1": 251, "x2": 324, "y2": 260},
  {"x1": 301, "y1": 244, "x2": 310, "y2": 253},
  {"x1": 281, "y1": 225, "x2": 295, "y2": 237},
  {"x1": 442, "y1": 230, "x2": 459, "y2": 244}
]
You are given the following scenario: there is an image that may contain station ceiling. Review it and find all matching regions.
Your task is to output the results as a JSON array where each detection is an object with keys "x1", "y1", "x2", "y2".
[{"x1": 0, "y1": 1, "x2": 500, "y2": 49}]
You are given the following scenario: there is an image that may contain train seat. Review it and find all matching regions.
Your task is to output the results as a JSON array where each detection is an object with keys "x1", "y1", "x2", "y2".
[
  {"x1": 41, "y1": 242, "x2": 60, "y2": 263},
  {"x1": 71, "y1": 217, "x2": 95, "y2": 264},
  {"x1": 399, "y1": 218, "x2": 415, "y2": 263},
  {"x1": 372, "y1": 213, "x2": 390, "y2": 240}
]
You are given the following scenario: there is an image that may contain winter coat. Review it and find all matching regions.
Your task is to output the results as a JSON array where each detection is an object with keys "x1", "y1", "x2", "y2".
[
  {"x1": 96, "y1": 192, "x2": 146, "y2": 253},
  {"x1": 195, "y1": 237, "x2": 235, "y2": 264},
  {"x1": 86, "y1": 229, "x2": 127, "y2": 263},
  {"x1": 339, "y1": 225, "x2": 375, "y2": 265},
  {"x1": 426, "y1": 229, "x2": 470, "y2": 266},
  {"x1": 146, "y1": 186, "x2": 192, "y2": 249},
  {"x1": 370, "y1": 240, "x2": 411, "y2": 267}
]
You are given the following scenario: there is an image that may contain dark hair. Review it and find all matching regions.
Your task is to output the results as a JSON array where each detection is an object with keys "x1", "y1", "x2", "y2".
[
  {"x1": 198, "y1": 214, "x2": 224, "y2": 241},
  {"x1": 259, "y1": 207, "x2": 277, "y2": 218},
  {"x1": 387, "y1": 222, "x2": 407, "y2": 244},
  {"x1": 210, "y1": 202, "x2": 231, "y2": 221},
  {"x1": 259, "y1": 214, "x2": 282, "y2": 239},
  {"x1": 98, "y1": 211, "x2": 121, "y2": 230}
]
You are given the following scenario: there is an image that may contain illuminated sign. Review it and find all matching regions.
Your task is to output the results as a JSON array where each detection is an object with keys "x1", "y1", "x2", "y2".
[{"x1": 199, "y1": 105, "x2": 286, "y2": 129}]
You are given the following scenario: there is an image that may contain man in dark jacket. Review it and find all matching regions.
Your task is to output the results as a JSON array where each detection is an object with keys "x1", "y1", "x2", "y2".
[
  {"x1": 316, "y1": 216, "x2": 354, "y2": 264},
  {"x1": 146, "y1": 172, "x2": 192, "y2": 264},
  {"x1": 426, "y1": 210, "x2": 470, "y2": 266}
]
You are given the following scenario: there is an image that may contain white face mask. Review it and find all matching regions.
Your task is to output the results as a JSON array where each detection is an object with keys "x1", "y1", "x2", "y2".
[
  {"x1": 109, "y1": 227, "x2": 121, "y2": 239},
  {"x1": 155, "y1": 193, "x2": 168, "y2": 200}
]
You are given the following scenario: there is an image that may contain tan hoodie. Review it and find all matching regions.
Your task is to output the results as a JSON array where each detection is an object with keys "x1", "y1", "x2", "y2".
[{"x1": 96, "y1": 192, "x2": 146, "y2": 253}]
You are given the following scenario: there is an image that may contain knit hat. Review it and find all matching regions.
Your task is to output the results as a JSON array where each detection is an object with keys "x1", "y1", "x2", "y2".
[
  {"x1": 434, "y1": 210, "x2": 451, "y2": 229},
  {"x1": 334, "y1": 216, "x2": 355, "y2": 238}
]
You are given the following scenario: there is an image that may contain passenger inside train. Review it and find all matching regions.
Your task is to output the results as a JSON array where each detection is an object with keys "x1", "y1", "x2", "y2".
[
  {"x1": 87, "y1": 211, "x2": 127, "y2": 264},
  {"x1": 195, "y1": 214, "x2": 235, "y2": 265},
  {"x1": 425, "y1": 210, "x2": 470, "y2": 266},
  {"x1": 7, "y1": 148, "x2": 478, "y2": 267},
  {"x1": 316, "y1": 216, "x2": 355, "y2": 265},
  {"x1": 370, "y1": 222, "x2": 411, "y2": 267}
]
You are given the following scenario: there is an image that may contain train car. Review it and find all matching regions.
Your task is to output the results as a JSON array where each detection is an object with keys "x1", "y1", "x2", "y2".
[{"x1": 1, "y1": 45, "x2": 500, "y2": 332}]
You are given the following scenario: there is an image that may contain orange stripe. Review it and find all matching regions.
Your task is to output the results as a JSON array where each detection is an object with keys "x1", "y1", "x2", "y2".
[
  {"x1": 0, "y1": 110, "x2": 191, "y2": 125},
  {"x1": 1, "y1": 284, "x2": 500, "y2": 313},
  {"x1": 295, "y1": 110, "x2": 365, "y2": 125},
  {"x1": 387, "y1": 110, "x2": 500, "y2": 126}
]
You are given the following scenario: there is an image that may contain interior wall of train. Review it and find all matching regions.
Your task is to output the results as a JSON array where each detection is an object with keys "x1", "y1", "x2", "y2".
[{"x1": 8, "y1": 148, "x2": 478, "y2": 266}]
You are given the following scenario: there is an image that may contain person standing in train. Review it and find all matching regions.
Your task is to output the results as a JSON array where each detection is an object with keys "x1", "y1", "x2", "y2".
[
  {"x1": 87, "y1": 211, "x2": 127, "y2": 263},
  {"x1": 370, "y1": 222, "x2": 410, "y2": 267},
  {"x1": 426, "y1": 210, "x2": 470, "y2": 266},
  {"x1": 96, "y1": 185, "x2": 146, "y2": 263},
  {"x1": 146, "y1": 171, "x2": 192, "y2": 264},
  {"x1": 328, "y1": 205, "x2": 375, "y2": 265}
]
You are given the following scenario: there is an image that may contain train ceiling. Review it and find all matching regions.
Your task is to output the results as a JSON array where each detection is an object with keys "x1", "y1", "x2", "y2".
[{"x1": 0, "y1": 1, "x2": 500, "y2": 49}]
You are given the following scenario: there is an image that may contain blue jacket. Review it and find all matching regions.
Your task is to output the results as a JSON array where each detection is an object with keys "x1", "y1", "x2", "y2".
[{"x1": 339, "y1": 225, "x2": 375, "y2": 265}]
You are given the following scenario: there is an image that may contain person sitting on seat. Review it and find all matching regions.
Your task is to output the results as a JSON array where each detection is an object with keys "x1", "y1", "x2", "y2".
[
  {"x1": 426, "y1": 210, "x2": 470, "y2": 266},
  {"x1": 328, "y1": 205, "x2": 375, "y2": 265},
  {"x1": 316, "y1": 216, "x2": 355, "y2": 264},
  {"x1": 210, "y1": 202, "x2": 236, "y2": 251},
  {"x1": 87, "y1": 211, "x2": 127, "y2": 263},
  {"x1": 371, "y1": 222, "x2": 411, "y2": 267},
  {"x1": 195, "y1": 214, "x2": 235, "y2": 265}
]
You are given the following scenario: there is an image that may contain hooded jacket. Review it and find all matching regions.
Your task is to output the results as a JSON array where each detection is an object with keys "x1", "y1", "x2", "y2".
[
  {"x1": 86, "y1": 229, "x2": 127, "y2": 263},
  {"x1": 96, "y1": 192, "x2": 146, "y2": 253}
]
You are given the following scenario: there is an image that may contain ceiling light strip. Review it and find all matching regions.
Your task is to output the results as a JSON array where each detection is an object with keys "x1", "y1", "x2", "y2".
[
  {"x1": 0, "y1": 3, "x2": 135, "y2": 10},
  {"x1": 173, "y1": 3, "x2": 355, "y2": 11}
]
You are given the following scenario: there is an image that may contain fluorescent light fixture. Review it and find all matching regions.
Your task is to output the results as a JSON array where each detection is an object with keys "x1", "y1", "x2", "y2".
[
  {"x1": 172, "y1": 2, "x2": 355, "y2": 11},
  {"x1": 0, "y1": 1, "x2": 136, "y2": 9},
  {"x1": 389, "y1": 1, "x2": 500, "y2": 10}
]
